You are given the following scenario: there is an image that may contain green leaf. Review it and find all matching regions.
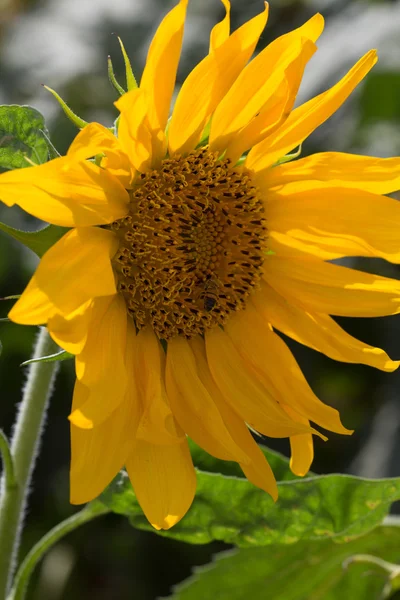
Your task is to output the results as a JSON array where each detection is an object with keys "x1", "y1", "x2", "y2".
[
  {"x1": 101, "y1": 467, "x2": 400, "y2": 547},
  {"x1": 0, "y1": 105, "x2": 50, "y2": 170},
  {"x1": 20, "y1": 349, "x2": 73, "y2": 367},
  {"x1": 170, "y1": 525, "x2": 400, "y2": 600},
  {"x1": 0, "y1": 222, "x2": 69, "y2": 257}
]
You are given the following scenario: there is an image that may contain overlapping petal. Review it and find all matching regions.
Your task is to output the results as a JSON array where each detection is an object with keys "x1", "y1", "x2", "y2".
[
  {"x1": 253, "y1": 281, "x2": 398, "y2": 372},
  {"x1": 226, "y1": 303, "x2": 352, "y2": 435},
  {"x1": 190, "y1": 336, "x2": 278, "y2": 500},
  {"x1": 166, "y1": 336, "x2": 250, "y2": 463},
  {"x1": 0, "y1": 156, "x2": 129, "y2": 227},
  {"x1": 267, "y1": 184, "x2": 400, "y2": 262},
  {"x1": 47, "y1": 301, "x2": 92, "y2": 355},
  {"x1": 247, "y1": 49, "x2": 377, "y2": 173},
  {"x1": 223, "y1": 39, "x2": 316, "y2": 164},
  {"x1": 70, "y1": 320, "x2": 140, "y2": 504},
  {"x1": 115, "y1": 89, "x2": 152, "y2": 172},
  {"x1": 70, "y1": 294, "x2": 127, "y2": 429},
  {"x1": 168, "y1": 2, "x2": 269, "y2": 155},
  {"x1": 265, "y1": 152, "x2": 400, "y2": 194},
  {"x1": 134, "y1": 327, "x2": 184, "y2": 445},
  {"x1": 67, "y1": 122, "x2": 133, "y2": 187},
  {"x1": 140, "y1": 0, "x2": 188, "y2": 161},
  {"x1": 264, "y1": 239, "x2": 400, "y2": 317},
  {"x1": 205, "y1": 326, "x2": 319, "y2": 438},
  {"x1": 9, "y1": 227, "x2": 118, "y2": 324},
  {"x1": 209, "y1": 14, "x2": 323, "y2": 156},
  {"x1": 209, "y1": 0, "x2": 231, "y2": 52}
]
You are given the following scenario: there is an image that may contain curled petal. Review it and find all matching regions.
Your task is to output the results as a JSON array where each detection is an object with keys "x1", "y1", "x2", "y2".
[{"x1": 0, "y1": 157, "x2": 129, "y2": 227}]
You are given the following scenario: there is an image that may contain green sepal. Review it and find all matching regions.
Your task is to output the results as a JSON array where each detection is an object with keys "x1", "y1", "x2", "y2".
[
  {"x1": 274, "y1": 143, "x2": 302, "y2": 166},
  {"x1": 0, "y1": 222, "x2": 69, "y2": 258},
  {"x1": 196, "y1": 118, "x2": 212, "y2": 148},
  {"x1": 117, "y1": 37, "x2": 138, "y2": 91},
  {"x1": 42, "y1": 85, "x2": 89, "y2": 130},
  {"x1": 107, "y1": 55, "x2": 126, "y2": 96},
  {"x1": 0, "y1": 295, "x2": 20, "y2": 301},
  {"x1": 0, "y1": 105, "x2": 50, "y2": 170},
  {"x1": 20, "y1": 349, "x2": 73, "y2": 367}
]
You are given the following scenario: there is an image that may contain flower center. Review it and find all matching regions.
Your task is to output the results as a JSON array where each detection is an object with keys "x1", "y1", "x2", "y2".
[{"x1": 111, "y1": 147, "x2": 267, "y2": 339}]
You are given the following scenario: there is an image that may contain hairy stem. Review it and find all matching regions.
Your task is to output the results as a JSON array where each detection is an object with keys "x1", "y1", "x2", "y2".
[
  {"x1": 8, "y1": 501, "x2": 110, "y2": 600},
  {"x1": 0, "y1": 328, "x2": 60, "y2": 598}
]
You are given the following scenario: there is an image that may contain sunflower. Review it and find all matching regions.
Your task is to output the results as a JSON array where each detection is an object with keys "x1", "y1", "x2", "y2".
[{"x1": 1, "y1": 0, "x2": 400, "y2": 530}]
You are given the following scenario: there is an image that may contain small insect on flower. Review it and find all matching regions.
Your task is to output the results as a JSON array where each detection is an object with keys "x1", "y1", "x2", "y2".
[{"x1": 202, "y1": 276, "x2": 220, "y2": 312}]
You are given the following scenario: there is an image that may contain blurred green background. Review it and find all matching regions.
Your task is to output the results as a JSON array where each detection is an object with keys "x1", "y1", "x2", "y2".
[{"x1": 1, "y1": 0, "x2": 400, "y2": 597}]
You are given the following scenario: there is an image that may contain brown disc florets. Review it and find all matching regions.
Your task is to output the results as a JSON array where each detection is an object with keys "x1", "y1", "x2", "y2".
[{"x1": 111, "y1": 147, "x2": 267, "y2": 340}]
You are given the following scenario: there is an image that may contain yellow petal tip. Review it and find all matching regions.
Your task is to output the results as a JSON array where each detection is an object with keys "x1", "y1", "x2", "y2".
[{"x1": 69, "y1": 409, "x2": 93, "y2": 429}]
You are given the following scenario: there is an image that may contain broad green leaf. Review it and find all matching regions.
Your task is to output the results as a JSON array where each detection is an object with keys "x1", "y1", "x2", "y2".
[
  {"x1": 20, "y1": 349, "x2": 73, "y2": 367},
  {"x1": 101, "y1": 467, "x2": 400, "y2": 547},
  {"x1": 0, "y1": 105, "x2": 49, "y2": 170},
  {"x1": 170, "y1": 525, "x2": 400, "y2": 600},
  {"x1": 0, "y1": 222, "x2": 69, "y2": 257},
  {"x1": 188, "y1": 439, "x2": 300, "y2": 481}
]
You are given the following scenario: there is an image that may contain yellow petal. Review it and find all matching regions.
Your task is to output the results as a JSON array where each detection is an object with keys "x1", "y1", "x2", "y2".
[
  {"x1": 166, "y1": 336, "x2": 250, "y2": 463},
  {"x1": 282, "y1": 404, "x2": 314, "y2": 477},
  {"x1": 126, "y1": 437, "x2": 196, "y2": 530},
  {"x1": 140, "y1": 0, "x2": 188, "y2": 160},
  {"x1": 267, "y1": 184, "x2": 400, "y2": 263},
  {"x1": 247, "y1": 49, "x2": 377, "y2": 173},
  {"x1": 115, "y1": 89, "x2": 152, "y2": 172},
  {"x1": 205, "y1": 326, "x2": 316, "y2": 438},
  {"x1": 224, "y1": 40, "x2": 315, "y2": 164},
  {"x1": 210, "y1": 14, "x2": 323, "y2": 154},
  {"x1": 10, "y1": 227, "x2": 118, "y2": 324},
  {"x1": 209, "y1": 0, "x2": 231, "y2": 52},
  {"x1": 254, "y1": 281, "x2": 398, "y2": 372},
  {"x1": 134, "y1": 327, "x2": 184, "y2": 445},
  {"x1": 70, "y1": 295, "x2": 127, "y2": 428},
  {"x1": 0, "y1": 156, "x2": 129, "y2": 227},
  {"x1": 264, "y1": 238, "x2": 400, "y2": 317},
  {"x1": 168, "y1": 2, "x2": 269, "y2": 155},
  {"x1": 47, "y1": 300, "x2": 92, "y2": 354},
  {"x1": 266, "y1": 152, "x2": 400, "y2": 195},
  {"x1": 70, "y1": 323, "x2": 140, "y2": 504},
  {"x1": 190, "y1": 336, "x2": 278, "y2": 500},
  {"x1": 8, "y1": 276, "x2": 55, "y2": 326},
  {"x1": 67, "y1": 122, "x2": 133, "y2": 187},
  {"x1": 226, "y1": 303, "x2": 352, "y2": 435}
]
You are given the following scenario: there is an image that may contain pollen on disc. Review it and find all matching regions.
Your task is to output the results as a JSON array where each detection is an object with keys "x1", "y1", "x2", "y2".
[{"x1": 111, "y1": 147, "x2": 267, "y2": 340}]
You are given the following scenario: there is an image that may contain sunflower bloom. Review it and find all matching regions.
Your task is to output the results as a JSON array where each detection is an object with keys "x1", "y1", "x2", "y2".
[{"x1": 2, "y1": 0, "x2": 400, "y2": 530}]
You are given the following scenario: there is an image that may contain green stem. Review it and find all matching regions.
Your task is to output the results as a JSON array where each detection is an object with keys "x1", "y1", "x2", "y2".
[
  {"x1": 0, "y1": 328, "x2": 60, "y2": 598},
  {"x1": 8, "y1": 502, "x2": 110, "y2": 600},
  {"x1": 0, "y1": 432, "x2": 16, "y2": 490}
]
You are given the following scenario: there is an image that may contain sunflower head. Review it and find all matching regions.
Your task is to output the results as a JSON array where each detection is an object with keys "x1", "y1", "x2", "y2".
[
  {"x1": 111, "y1": 147, "x2": 267, "y2": 339},
  {"x1": 1, "y1": 0, "x2": 399, "y2": 531}
]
